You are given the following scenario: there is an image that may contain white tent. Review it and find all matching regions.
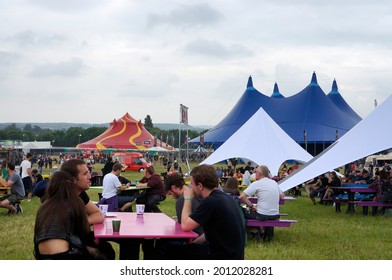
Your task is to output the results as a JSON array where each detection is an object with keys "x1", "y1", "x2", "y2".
[
  {"x1": 279, "y1": 95, "x2": 392, "y2": 192},
  {"x1": 147, "y1": 146, "x2": 168, "y2": 152},
  {"x1": 194, "y1": 146, "x2": 208, "y2": 153},
  {"x1": 200, "y1": 107, "x2": 313, "y2": 176}
]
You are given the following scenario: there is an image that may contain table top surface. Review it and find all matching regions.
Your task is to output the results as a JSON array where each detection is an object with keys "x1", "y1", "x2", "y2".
[
  {"x1": 89, "y1": 184, "x2": 148, "y2": 190},
  {"x1": 94, "y1": 212, "x2": 198, "y2": 239},
  {"x1": 332, "y1": 185, "x2": 375, "y2": 193}
]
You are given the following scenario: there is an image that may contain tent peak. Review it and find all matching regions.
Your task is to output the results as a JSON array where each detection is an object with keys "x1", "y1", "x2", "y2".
[
  {"x1": 247, "y1": 76, "x2": 255, "y2": 90},
  {"x1": 310, "y1": 71, "x2": 318, "y2": 86},
  {"x1": 271, "y1": 82, "x2": 284, "y2": 98},
  {"x1": 329, "y1": 79, "x2": 339, "y2": 94}
]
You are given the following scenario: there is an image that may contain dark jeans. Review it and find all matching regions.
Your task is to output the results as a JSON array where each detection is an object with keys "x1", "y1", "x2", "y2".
[
  {"x1": 145, "y1": 194, "x2": 165, "y2": 213},
  {"x1": 118, "y1": 239, "x2": 156, "y2": 260},
  {"x1": 246, "y1": 211, "x2": 279, "y2": 241},
  {"x1": 157, "y1": 242, "x2": 212, "y2": 260}
]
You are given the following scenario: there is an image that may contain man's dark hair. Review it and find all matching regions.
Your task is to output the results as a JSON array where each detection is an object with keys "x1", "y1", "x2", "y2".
[
  {"x1": 26, "y1": 153, "x2": 32, "y2": 159},
  {"x1": 60, "y1": 159, "x2": 86, "y2": 178},
  {"x1": 164, "y1": 172, "x2": 185, "y2": 193},
  {"x1": 112, "y1": 163, "x2": 123, "y2": 172},
  {"x1": 7, "y1": 162, "x2": 15, "y2": 171},
  {"x1": 190, "y1": 164, "x2": 218, "y2": 190},
  {"x1": 146, "y1": 166, "x2": 155, "y2": 175}
]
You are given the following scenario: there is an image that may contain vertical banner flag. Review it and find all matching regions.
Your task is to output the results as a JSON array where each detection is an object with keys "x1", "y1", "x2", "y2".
[
  {"x1": 160, "y1": 133, "x2": 163, "y2": 147},
  {"x1": 166, "y1": 134, "x2": 169, "y2": 147},
  {"x1": 171, "y1": 134, "x2": 174, "y2": 146},
  {"x1": 180, "y1": 104, "x2": 189, "y2": 125},
  {"x1": 154, "y1": 135, "x2": 157, "y2": 147},
  {"x1": 200, "y1": 132, "x2": 204, "y2": 147},
  {"x1": 303, "y1": 130, "x2": 307, "y2": 142}
]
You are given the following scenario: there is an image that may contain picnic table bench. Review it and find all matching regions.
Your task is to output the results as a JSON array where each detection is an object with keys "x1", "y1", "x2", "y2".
[
  {"x1": 245, "y1": 219, "x2": 298, "y2": 241},
  {"x1": 349, "y1": 201, "x2": 392, "y2": 216}
]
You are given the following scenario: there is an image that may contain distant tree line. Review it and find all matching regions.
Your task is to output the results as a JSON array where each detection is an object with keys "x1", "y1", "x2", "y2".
[{"x1": 0, "y1": 115, "x2": 204, "y2": 148}]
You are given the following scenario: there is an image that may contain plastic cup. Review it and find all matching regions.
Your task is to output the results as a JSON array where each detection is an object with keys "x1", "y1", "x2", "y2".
[
  {"x1": 136, "y1": 204, "x2": 145, "y2": 215},
  {"x1": 99, "y1": 205, "x2": 108, "y2": 216},
  {"x1": 105, "y1": 219, "x2": 112, "y2": 230},
  {"x1": 112, "y1": 220, "x2": 121, "y2": 232}
]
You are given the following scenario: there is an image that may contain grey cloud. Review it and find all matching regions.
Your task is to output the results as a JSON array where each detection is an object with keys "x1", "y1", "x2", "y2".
[
  {"x1": 0, "y1": 50, "x2": 21, "y2": 66},
  {"x1": 29, "y1": 57, "x2": 87, "y2": 78},
  {"x1": 0, "y1": 50, "x2": 22, "y2": 80},
  {"x1": 183, "y1": 38, "x2": 254, "y2": 59},
  {"x1": 6, "y1": 30, "x2": 66, "y2": 47},
  {"x1": 24, "y1": 0, "x2": 105, "y2": 12},
  {"x1": 146, "y1": 3, "x2": 223, "y2": 29}
]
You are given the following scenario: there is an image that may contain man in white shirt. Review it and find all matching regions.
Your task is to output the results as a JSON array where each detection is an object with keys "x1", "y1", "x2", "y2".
[
  {"x1": 100, "y1": 163, "x2": 133, "y2": 212},
  {"x1": 20, "y1": 153, "x2": 33, "y2": 202},
  {"x1": 240, "y1": 165, "x2": 284, "y2": 241}
]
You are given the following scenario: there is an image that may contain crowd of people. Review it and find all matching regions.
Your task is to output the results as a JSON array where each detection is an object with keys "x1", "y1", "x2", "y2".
[{"x1": 2, "y1": 150, "x2": 392, "y2": 260}]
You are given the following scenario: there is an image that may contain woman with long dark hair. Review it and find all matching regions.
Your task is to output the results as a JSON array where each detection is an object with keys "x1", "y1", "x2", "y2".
[{"x1": 34, "y1": 171, "x2": 105, "y2": 259}]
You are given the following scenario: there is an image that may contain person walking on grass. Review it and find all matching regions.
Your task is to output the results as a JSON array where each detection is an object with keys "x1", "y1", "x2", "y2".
[{"x1": 20, "y1": 153, "x2": 33, "y2": 202}]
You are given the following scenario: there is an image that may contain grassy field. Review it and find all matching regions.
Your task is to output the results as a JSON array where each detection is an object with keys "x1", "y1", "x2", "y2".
[{"x1": 1, "y1": 162, "x2": 391, "y2": 260}]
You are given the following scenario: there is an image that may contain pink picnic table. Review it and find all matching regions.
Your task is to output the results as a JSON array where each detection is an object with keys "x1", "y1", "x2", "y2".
[{"x1": 94, "y1": 212, "x2": 198, "y2": 242}]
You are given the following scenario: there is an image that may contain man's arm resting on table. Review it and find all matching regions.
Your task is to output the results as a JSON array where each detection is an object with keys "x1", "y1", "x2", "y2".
[
  {"x1": 181, "y1": 199, "x2": 200, "y2": 232},
  {"x1": 136, "y1": 182, "x2": 148, "y2": 188},
  {"x1": 85, "y1": 200, "x2": 104, "y2": 225},
  {"x1": 0, "y1": 177, "x2": 13, "y2": 188},
  {"x1": 193, "y1": 233, "x2": 207, "y2": 244},
  {"x1": 240, "y1": 192, "x2": 255, "y2": 209}
]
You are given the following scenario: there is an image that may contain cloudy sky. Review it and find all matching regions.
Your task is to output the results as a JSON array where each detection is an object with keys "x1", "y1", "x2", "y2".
[{"x1": 1, "y1": 0, "x2": 392, "y2": 126}]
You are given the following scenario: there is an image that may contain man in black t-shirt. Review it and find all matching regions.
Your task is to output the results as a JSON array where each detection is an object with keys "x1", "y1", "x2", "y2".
[
  {"x1": 61, "y1": 159, "x2": 115, "y2": 259},
  {"x1": 101, "y1": 157, "x2": 115, "y2": 177},
  {"x1": 168, "y1": 164, "x2": 246, "y2": 260}
]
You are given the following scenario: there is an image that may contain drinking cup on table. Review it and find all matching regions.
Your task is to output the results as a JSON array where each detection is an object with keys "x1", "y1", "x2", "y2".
[
  {"x1": 105, "y1": 219, "x2": 112, "y2": 230},
  {"x1": 136, "y1": 204, "x2": 145, "y2": 215},
  {"x1": 112, "y1": 220, "x2": 121, "y2": 232},
  {"x1": 99, "y1": 204, "x2": 108, "y2": 216}
]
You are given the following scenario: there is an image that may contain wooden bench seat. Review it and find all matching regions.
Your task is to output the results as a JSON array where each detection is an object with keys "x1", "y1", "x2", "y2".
[{"x1": 350, "y1": 201, "x2": 392, "y2": 216}]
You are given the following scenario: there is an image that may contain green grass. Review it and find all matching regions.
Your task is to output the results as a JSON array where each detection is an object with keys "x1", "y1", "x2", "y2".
[{"x1": 1, "y1": 163, "x2": 392, "y2": 260}]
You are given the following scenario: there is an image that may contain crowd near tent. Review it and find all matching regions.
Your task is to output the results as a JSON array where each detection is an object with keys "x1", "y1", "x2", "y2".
[
  {"x1": 189, "y1": 72, "x2": 362, "y2": 155},
  {"x1": 77, "y1": 113, "x2": 172, "y2": 150},
  {"x1": 200, "y1": 107, "x2": 313, "y2": 176},
  {"x1": 279, "y1": 94, "x2": 392, "y2": 192}
]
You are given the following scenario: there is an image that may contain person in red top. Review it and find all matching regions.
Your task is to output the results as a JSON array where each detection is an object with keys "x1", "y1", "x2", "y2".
[{"x1": 136, "y1": 166, "x2": 166, "y2": 212}]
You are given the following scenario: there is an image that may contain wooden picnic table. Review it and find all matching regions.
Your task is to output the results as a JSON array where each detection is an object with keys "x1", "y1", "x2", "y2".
[{"x1": 331, "y1": 184, "x2": 376, "y2": 214}]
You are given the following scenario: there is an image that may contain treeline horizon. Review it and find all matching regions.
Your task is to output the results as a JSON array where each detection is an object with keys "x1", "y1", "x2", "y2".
[{"x1": 0, "y1": 118, "x2": 203, "y2": 148}]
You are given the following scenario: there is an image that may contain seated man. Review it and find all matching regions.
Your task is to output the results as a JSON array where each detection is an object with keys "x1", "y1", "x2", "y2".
[
  {"x1": 164, "y1": 172, "x2": 204, "y2": 237},
  {"x1": 0, "y1": 163, "x2": 25, "y2": 214},
  {"x1": 240, "y1": 165, "x2": 284, "y2": 241},
  {"x1": 136, "y1": 166, "x2": 166, "y2": 213},
  {"x1": 98, "y1": 163, "x2": 134, "y2": 212},
  {"x1": 165, "y1": 164, "x2": 245, "y2": 259}
]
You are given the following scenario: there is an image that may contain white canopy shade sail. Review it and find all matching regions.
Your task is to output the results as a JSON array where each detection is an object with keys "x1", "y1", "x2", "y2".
[
  {"x1": 279, "y1": 95, "x2": 392, "y2": 192},
  {"x1": 200, "y1": 107, "x2": 313, "y2": 176}
]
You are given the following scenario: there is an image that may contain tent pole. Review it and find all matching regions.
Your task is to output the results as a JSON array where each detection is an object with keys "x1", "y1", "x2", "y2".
[{"x1": 178, "y1": 122, "x2": 181, "y2": 163}]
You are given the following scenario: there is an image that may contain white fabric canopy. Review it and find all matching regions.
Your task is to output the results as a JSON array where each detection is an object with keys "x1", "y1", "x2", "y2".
[
  {"x1": 279, "y1": 95, "x2": 392, "y2": 192},
  {"x1": 147, "y1": 146, "x2": 168, "y2": 152},
  {"x1": 200, "y1": 107, "x2": 313, "y2": 176}
]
